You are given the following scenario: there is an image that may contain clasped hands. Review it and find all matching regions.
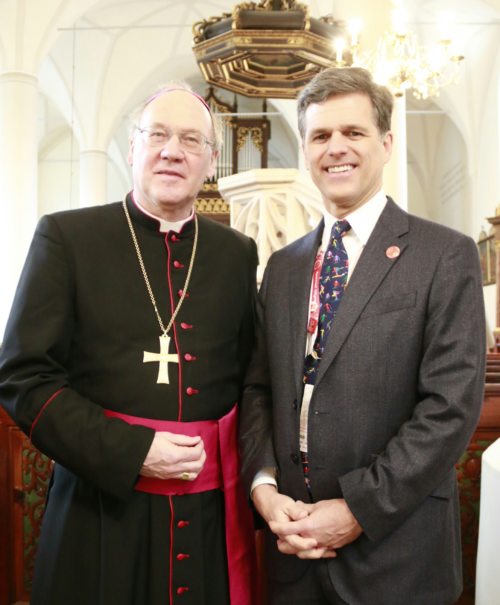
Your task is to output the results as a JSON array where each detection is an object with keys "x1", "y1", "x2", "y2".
[
  {"x1": 252, "y1": 484, "x2": 362, "y2": 559},
  {"x1": 141, "y1": 431, "x2": 206, "y2": 481}
]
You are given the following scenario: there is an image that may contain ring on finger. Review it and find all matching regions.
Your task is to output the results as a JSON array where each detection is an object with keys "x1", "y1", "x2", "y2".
[{"x1": 181, "y1": 472, "x2": 190, "y2": 481}]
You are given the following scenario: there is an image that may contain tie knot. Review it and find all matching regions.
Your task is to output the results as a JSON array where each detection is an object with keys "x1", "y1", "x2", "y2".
[{"x1": 331, "y1": 220, "x2": 351, "y2": 240}]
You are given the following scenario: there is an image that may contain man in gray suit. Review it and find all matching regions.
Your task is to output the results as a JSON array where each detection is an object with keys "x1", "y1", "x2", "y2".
[{"x1": 239, "y1": 67, "x2": 486, "y2": 604}]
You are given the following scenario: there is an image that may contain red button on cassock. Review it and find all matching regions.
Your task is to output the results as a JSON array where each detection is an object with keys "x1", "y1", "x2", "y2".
[
  {"x1": 176, "y1": 553, "x2": 191, "y2": 560},
  {"x1": 173, "y1": 260, "x2": 184, "y2": 269},
  {"x1": 186, "y1": 387, "x2": 199, "y2": 396},
  {"x1": 177, "y1": 520, "x2": 190, "y2": 528},
  {"x1": 180, "y1": 323, "x2": 193, "y2": 330},
  {"x1": 176, "y1": 586, "x2": 190, "y2": 595},
  {"x1": 184, "y1": 353, "x2": 197, "y2": 361}
]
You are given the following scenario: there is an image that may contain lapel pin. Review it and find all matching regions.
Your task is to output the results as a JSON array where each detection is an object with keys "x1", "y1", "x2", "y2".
[{"x1": 386, "y1": 246, "x2": 400, "y2": 259}]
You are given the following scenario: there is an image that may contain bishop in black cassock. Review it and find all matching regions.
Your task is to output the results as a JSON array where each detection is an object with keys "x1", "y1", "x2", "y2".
[{"x1": 0, "y1": 191, "x2": 258, "y2": 604}]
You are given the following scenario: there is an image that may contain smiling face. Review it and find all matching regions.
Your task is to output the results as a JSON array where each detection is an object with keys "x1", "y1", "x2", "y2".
[
  {"x1": 127, "y1": 90, "x2": 217, "y2": 221},
  {"x1": 301, "y1": 92, "x2": 392, "y2": 218}
]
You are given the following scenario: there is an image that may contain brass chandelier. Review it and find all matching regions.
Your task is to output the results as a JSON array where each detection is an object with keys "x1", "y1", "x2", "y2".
[{"x1": 345, "y1": 9, "x2": 465, "y2": 99}]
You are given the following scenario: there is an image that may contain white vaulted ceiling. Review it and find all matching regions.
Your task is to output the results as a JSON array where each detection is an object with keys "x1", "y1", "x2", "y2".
[{"x1": 1, "y1": 0, "x2": 500, "y2": 231}]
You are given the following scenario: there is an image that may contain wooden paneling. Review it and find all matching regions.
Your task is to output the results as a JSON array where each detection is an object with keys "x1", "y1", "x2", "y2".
[{"x1": 0, "y1": 408, "x2": 52, "y2": 605}]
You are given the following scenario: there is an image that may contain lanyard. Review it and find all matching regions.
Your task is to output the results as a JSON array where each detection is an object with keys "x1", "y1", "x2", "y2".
[{"x1": 307, "y1": 251, "x2": 323, "y2": 334}]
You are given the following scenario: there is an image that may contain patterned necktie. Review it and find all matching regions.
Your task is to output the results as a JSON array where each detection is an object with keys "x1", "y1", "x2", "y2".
[{"x1": 303, "y1": 220, "x2": 351, "y2": 385}]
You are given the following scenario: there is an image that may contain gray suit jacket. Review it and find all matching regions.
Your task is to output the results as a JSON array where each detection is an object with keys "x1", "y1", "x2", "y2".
[{"x1": 239, "y1": 198, "x2": 486, "y2": 605}]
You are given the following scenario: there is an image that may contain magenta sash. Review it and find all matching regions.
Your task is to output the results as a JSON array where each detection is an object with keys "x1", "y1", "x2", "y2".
[{"x1": 104, "y1": 405, "x2": 257, "y2": 605}]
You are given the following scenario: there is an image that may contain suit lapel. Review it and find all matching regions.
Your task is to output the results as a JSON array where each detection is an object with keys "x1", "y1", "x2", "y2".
[
  {"x1": 288, "y1": 222, "x2": 323, "y2": 399},
  {"x1": 315, "y1": 199, "x2": 410, "y2": 387}
]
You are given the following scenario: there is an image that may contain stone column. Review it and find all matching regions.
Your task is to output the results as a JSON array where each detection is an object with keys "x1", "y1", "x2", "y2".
[
  {"x1": 386, "y1": 94, "x2": 408, "y2": 210},
  {"x1": 0, "y1": 72, "x2": 39, "y2": 340},
  {"x1": 79, "y1": 149, "x2": 108, "y2": 207}
]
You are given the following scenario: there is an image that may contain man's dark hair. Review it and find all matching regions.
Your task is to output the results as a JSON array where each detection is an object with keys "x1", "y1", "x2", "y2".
[{"x1": 297, "y1": 67, "x2": 394, "y2": 138}]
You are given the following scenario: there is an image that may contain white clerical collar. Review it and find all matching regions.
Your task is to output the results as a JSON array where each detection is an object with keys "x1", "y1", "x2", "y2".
[
  {"x1": 133, "y1": 197, "x2": 195, "y2": 233},
  {"x1": 322, "y1": 190, "x2": 387, "y2": 247}
]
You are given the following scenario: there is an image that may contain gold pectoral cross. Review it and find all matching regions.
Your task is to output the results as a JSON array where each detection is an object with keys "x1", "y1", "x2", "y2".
[{"x1": 143, "y1": 335, "x2": 179, "y2": 384}]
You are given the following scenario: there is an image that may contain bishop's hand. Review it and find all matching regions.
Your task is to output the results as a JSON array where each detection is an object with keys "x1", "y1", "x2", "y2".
[{"x1": 140, "y1": 431, "x2": 206, "y2": 480}]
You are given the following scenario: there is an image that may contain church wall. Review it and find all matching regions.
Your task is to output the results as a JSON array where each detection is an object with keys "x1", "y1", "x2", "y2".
[
  {"x1": 433, "y1": 122, "x2": 469, "y2": 234},
  {"x1": 407, "y1": 161, "x2": 428, "y2": 220},
  {"x1": 406, "y1": 108, "x2": 470, "y2": 235},
  {"x1": 406, "y1": 110, "x2": 438, "y2": 220},
  {"x1": 465, "y1": 69, "x2": 500, "y2": 241}
]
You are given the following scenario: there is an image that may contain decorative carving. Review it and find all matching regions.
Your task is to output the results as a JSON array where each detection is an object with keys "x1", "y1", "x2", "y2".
[
  {"x1": 202, "y1": 182, "x2": 220, "y2": 192},
  {"x1": 477, "y1": 228, "x2": 496, "y2": 286},
  {"x1": 218, "y1": 168, "x2": 324, "y2": 276},
  {"x1": 20, "y1": 438, "x2": 53, "y2": 591},
  {"x1": 236, "y1": 127, "x2": 264, "y2": 152},
  {"x1": 267, "y1": 0, "x2": 299, "y2": 8},
  {"x1": 233, "y1": 0, "x2": 309, "y2": 29},
  {"x1": 192, "y1": 13, "x2": 232, "y2": 44},
  {"x1": 192, "y1": 0, "x2": 346, "y2": 98},
  {"x1": 235, "y1": 1, "x2": 306, "y2": 13},
  {"x1": 195, "y1": 198, "x2": 230, "y2": 214}
]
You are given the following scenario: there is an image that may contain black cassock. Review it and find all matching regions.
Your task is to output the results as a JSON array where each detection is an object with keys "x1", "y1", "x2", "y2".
[{"x1": 0, "y1": 194, "x2": 258, "y2": 605}]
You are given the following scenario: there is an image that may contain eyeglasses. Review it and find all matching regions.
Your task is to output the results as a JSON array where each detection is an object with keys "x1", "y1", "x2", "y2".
[{"x1": 136, "y1": 126, "x2": 214, "y2": 154}]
